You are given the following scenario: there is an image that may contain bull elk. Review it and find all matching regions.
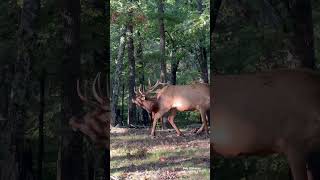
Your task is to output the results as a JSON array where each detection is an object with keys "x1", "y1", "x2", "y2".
[
  {"x1": 69, "y1": 72, "x2": 110, "y2": 148},
  {"x1": 133, "y1": 80, "x2": 210, "y2": 137},
  {"x1": 212, "y1": 68, "x2": 320, "y2": 180}
]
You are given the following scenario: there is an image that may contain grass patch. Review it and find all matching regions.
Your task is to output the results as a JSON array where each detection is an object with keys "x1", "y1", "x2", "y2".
[{"x1": 110, "y1": 127, "x2": 210, "y2": 179}]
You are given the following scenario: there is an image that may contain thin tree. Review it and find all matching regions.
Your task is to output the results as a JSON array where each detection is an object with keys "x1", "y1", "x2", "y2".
[
  {"x1": 38, "y1": 69, "x2": 45, "y2": 180},
  {"x1": 197, "y1": 0, "x2": 209, "y2": 83},
  {"x1": 158, "y1": 0, "x2": 167, "y2": 83},
  {"x1": 58, "y1": 0, "x2": 84, "y2": 179}
]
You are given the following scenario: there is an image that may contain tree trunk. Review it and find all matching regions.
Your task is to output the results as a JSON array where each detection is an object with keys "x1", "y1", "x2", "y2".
[
  {"x1": 111, "y1": 26, "x2": 126, "y2": 126},
  {"x1": 136, "y1": 31, "x2": 150, "y2": 125},
  {"x1": 3, "y1": 0, "x2": 40, "y2": 179},
  {"x1": 158, "y1": 0, "x2": 167, "y2": 82},
  {"x1": 197, "y1": 0, "x2": 209, "y2": 83},
  {"x1": 59, "y1": 0, "x2": 84, "y2": 179},
  {"x1": 37, "y1": 70, "x2": 45, "y2": 180},
  {"x1": 127, "y1": 2, "x2": 136, "y2": 126},
  {"x1": 212, "y1": 0, "x2": 222, "y2": 32},
  {"x1": 166, "y1": 31, "x2": 179, "y2": 85},
  {"x1": 170, "y1": 58, "x2": 179, "y2": 85},
  {"x1": 288, "y1": 0, "x2": 315, "y2": 69},
  {"x1": 121, "y1": 83, "x2": 125, "y2": 126},
  {"x1": 211, "y1": 0, "x2": 222, "y2": 74}
]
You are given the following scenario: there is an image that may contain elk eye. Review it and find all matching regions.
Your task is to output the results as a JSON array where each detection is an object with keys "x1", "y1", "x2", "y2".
[{"x1": 142, "y1": 96, "x2": 145, "y2": 100}]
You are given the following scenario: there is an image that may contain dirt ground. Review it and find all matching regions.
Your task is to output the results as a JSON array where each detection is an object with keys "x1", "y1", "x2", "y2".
[{"x1": 110, "y1": 126, "x2": 210, "y2": 180}]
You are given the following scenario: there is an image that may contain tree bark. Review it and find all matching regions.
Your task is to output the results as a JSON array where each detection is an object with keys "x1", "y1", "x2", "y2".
[
  {"x1": 111, "y1": 26, "x2": 126, "y2": 126},
  {"x1": 3, "y1": 0, "x2": 40, "y2": 179},
  {"x1": 59, "y1": 0, "x2": 84, "y2": 179},
  {"x1": 166, "y1": 31, "x2": 179, "y2": 85},
  {"x1": 197, "y1": 0, "x2": 209, "y2": 83},
  {"x1": 127, "y1": 2, "x2": 136, "y2": 126},
  {"x1": 288, "y1": 0, "x2": 316, "y2": 69},
  {"x1": 211, "y1": 0, "x2": 222, "y2": 74},
  {"x1": 136, "y1": 31, "x2": 150, "y2": 125},
  {"x1": 158, "y1": 0, "x2": 167, "y2": 82},
  {"x1": 37, "y1": 70, "x2": 45, "y2": 180}
]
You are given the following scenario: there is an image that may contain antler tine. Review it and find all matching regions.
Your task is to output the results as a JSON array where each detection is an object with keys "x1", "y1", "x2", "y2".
[
  {"x1": 134, "y1": 86, "x2": 138, "y2": 94},
  {"x1": 97, "y1": 72, "x2": 104, "y2": 97},
  {"x1": 145, "y1": 80, "x2": 161, "y2": 93},
  {"x1": 97, "y1": 72, "x2": 110, "y2": 102},
  {"x1": 77, "y1": 79, "x2": 87, "y2": 101},
  {"x1": 92, "y1": 72, "x2": 104, "y2": 104},
  {"x1": 148, "y1": 78, "x2": 151, "y2": 87},
  {"x1": 106, "y1": 74, "x2": 111, "y2": 101},
  {"x1": 138, "y1": 85, "x2": 144, "y2": 95},
  {"x1": 77, "y1": 79, "x2": 100, "y2": 107}
]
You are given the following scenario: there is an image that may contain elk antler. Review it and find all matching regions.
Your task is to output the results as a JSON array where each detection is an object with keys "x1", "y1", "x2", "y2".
[
  {"x1": 92, "y1": 72, "x2": 106, "y2": 104},
  {"x1": 145, "y1": 80, "x2": 169, "y2": 95},
  {"x1": 77, "y1": 79, "x2": 100, "y2": 107},
  {"x1": 98, "y1": 72, "x2": 110, "y2": 102},
  {"x1": 138, "y1": 85, "x2": 144, "y2": 95}
]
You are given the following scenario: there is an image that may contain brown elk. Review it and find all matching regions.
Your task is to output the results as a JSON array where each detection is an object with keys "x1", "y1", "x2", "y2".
[
  {"x1": 69, "y1": 72, "x2": 110, "y2": 148},
  {"x1": 211, "y1": 68, "x2": 320, "y2": 180},
  {"x1": 133, "y1": 80, "x2": 210, "y2": 137}
]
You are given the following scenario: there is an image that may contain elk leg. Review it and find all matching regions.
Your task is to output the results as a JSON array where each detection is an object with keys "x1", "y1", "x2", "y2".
[
  {"x1": 167, "y1": 109, "x2": 183, "y2": 136},
  {"x1": 196, "y1": 109, "x2": 209, "y2": 134},
  {"x1": 150, "y1": 110, "x2": 168, "y2": 137},
  {"x1": 286, "y1": 148, "x2": 308, "y2": 180}
]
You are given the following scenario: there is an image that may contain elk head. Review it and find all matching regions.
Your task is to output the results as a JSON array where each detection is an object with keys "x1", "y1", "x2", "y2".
[
  {"x1": 132, "y1": 80, "x2": 167, "y2": 112},
  {"x1": 69, "y1": 72, "x2": 110, "y2": 148}
]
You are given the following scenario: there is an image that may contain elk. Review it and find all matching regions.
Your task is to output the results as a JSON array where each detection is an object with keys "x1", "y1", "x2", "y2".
[
  {"x1": 69, "y1": 72, "x2": 110, "y2": 148},
  {"x1": 211, "y1": 68, "x2": 320, "y2": 180},
  {"x1": 133, "y1": 80, "x2": 210, "y2": 137}
]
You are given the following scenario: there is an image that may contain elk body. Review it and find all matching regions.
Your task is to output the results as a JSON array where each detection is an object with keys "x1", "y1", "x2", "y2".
[
  {"x1": 69, "y1": 73, "x2": 110, "y2": 148},
  {"x1": 133, "y1": 81, "x2": 210, "y2": 137},
  {"x1": 212, "y1": 69, "x2": 320, "y2": 180}
]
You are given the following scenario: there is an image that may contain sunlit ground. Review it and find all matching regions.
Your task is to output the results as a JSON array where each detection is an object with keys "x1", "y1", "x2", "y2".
[{"x1": 110, "y1": 126, "x2": 210, "y2": 180}]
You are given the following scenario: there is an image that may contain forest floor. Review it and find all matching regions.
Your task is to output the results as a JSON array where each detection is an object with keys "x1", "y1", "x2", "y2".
[{"x1": 110, "y1": 125, "x2": 210, "y2": 180}]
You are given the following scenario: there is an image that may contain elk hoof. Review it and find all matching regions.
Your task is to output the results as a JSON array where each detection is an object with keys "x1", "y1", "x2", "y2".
[
  {"x1": 149, "y1": 134, "x2": 156, "y2": 139},
  {"x1": 191, "y1": 128, "x2": 199, "y2": 133},
  {"x1": 177, "y1": 133, "x2": 184, "y2": 137}
]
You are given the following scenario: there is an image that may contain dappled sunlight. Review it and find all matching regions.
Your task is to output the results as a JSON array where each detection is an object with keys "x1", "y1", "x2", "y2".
[{"x1": 110, "y1": 127, "x2": 210, "y2": 179}]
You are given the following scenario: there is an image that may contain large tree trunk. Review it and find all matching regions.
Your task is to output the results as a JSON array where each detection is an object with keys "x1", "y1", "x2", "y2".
[
  {"x1": 211, "y1": 0, "x2": 222, "y2": 74},
  {"x1": 136, "y1": 31, "x2": 149, "y2": 125},
  {"x1": 288, "y1": 0, "x2": 315, "y2": 69},
  {"x1": 111, "y1": 26, "x2": 126, "y2": 126},
  {"x1": 127, "y1": 1, "x2": 136, "y2": 126},
  {"x1": 287, "y1": 1, "x2": 319, "y2": 179},
  {"x1": 2, "y1": 0, "x2": 40, "y2": 179},
  {"x1": 158, "y1": 0, "x2": 167, "y2": 83},
  {"x1": 58, "y1": 0, "x2": 84, "y2": 179}
]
